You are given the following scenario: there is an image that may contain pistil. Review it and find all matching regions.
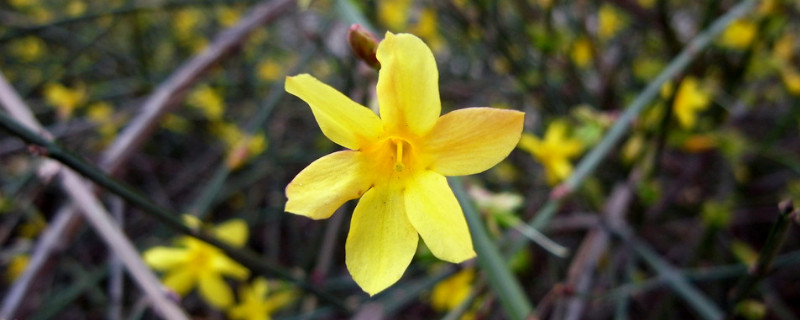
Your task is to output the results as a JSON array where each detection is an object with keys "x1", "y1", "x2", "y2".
[{"x1": 394, "y1": 139, "x2": 405, "y2": 172}]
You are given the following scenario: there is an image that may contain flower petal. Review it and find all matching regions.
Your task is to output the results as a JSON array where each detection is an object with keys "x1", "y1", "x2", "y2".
[
  {"x1": 163, "y1": 268, "x2": 196, "y2": 296},
  {"x1": 286, "y1": 151, "x2": 374, "y2": 219},
  {"x1": 405, "y1": 170, "x2": 475, "y2": 262},
  {"x1": 376, "y1": 32, "x2": 441, "y2": 136},
  {"x1": 285, "y1": 74, "x2": 382, "y2": 150},
  {"x1": 424, "y1": 108, "x2": 524, "y2": 176},
  {"x1": 214, "y1": 219, "x2": 248, "y2": 247},
  {"x1": 212, "y1": 254, "x2": 250, "y2": 280},
  {"x1": 345, "y1": 184, "x2": 418, "y2": 295},
  {"x1": 199, "y1": 273, "x2": 235, "y2": 309},
  {"x1": 143, "y1": 247, "x2": 189, "y2": 270}
]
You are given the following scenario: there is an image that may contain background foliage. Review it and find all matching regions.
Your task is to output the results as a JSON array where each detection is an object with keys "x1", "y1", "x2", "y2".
[{"x1": 1, "y1": 0, "x2": 799, "y2": 319}]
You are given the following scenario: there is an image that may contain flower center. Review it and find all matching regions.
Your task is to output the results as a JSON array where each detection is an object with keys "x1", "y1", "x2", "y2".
[{"x1": 392, "y1": 138, "x2": 408, "y2": 172}]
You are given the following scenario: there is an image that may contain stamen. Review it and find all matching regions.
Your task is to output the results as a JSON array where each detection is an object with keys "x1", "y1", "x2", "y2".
[{"x1": 394, "y1": 140, "x2": 405, "y2": 172}]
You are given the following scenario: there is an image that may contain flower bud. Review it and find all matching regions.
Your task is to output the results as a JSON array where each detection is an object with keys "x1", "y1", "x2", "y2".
[{"x1": 348, "y1": 24, "x2": 380, "y2": 70}]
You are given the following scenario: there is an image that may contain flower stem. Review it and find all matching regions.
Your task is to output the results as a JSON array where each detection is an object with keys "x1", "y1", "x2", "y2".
[
  {"x1": 726, "y1": 200, "x2": 798, "y2": 318},
  {"x1": 450, "y1": 177, "x2": 534, "y2": 320},
  {"x1": 526, "y1": 0, "x2": 757, "y2": 232},
  {"x1": 0, "y1": 109, "x2": 349, "y2": 312}
]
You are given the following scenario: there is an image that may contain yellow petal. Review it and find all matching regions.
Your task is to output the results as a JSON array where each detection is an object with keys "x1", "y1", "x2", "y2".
[
  {"x1": 163, "y1": 268, "x2": 196, "y2": 296},
  {"x1": 143, "y1": 247, "x2": 189, "y2": 270},
  {"x1": 424, "y1": 108, "x2": 524, "y2": 176},
  {"x1": 517, "y1": 133, "x2": 542, "y2": 157},
  {"x1": 214, "y1": 219, "x2": 248, "y2": 247},
  {"x1": 199, "y1": 273, "x2": 234, "y2": 309},
  {"x1": 405, "y1": 171, "x2": 475, "y2": 262},
  {"x1": 346, "y1": 184, "x2": 418, "y2": 295},
  {"x1": 212, "y1": 254, "x2": 250, "y2": 280},
  {"x1": 285, "y1": 74, "x2": 382, "y2": 150},
  {"x1": 376, "y1": 32, "x2": 441, "y2": 136},
  {"x1": 286, "y1": 151, "x2": 374, "y2": 219}
]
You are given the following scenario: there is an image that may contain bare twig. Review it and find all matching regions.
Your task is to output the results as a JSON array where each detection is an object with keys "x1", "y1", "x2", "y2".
[
  {"x1": 99, "y1": 0, "x2": 295, "y2": 175},
  {"x1": 61, "y1": 171, "x2": 190, "y2": 319},
  {"x1": 560, "y1": 181, "x2": 635, "y2": 320},
  {"x1": 0, "y1": 1, "x2": 296, "y2": 316},
  {"x1": 0, "y1": 74, "x2": 189, "y2": 319},
  {"x1": 726, "y1": 200, "x2": 797, "y2": 318}
]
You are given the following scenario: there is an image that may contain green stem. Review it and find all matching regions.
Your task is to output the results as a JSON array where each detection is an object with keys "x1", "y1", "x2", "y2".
[
  {"x1": 0, "y1": 110, "x2": 349, "y2": 312},
  {"x1": 526, "y1": 0, "x2": 757, "y2": 232},
  {"x1": 450, "y1": 177, "x2": 534, "y2": 320},
  {"x1": 726, "y1": 200, "x2": 797, "y2": 317}
]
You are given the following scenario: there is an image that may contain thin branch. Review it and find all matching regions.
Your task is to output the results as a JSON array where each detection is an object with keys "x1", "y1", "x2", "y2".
[
  {"x1": 99, "y1": 0, "x2": 295, "y2": 175},
  {"x1": 0, "y1": 109, "x2": 349, "y2": 311},
  {"x1": 0, "y1": 1, "x2": 296, "y2": 316},
  {"x1": 0, "y1": 75, "x2": 189, "y2": 320},
  {"x1": 525, "y1": 0, "x2": 757, "y2": 232},
  {"x1": 726, "y1": 200, "x2": 797, "y2": 317},
  {"x1": 450, "y1": 177, "x2": 535, "y2": 320},
  {"x1": 61, "y1": 170, "x2": 190, "y2": 320}
]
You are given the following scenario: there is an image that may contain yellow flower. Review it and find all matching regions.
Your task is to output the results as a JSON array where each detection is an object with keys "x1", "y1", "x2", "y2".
[
  {"x1": 781, "y1": 67, "x2": 800, "y2": 95},
  {"x1": 284, "y1": 32, "x2": 524, "y2": 295},
  {"x1": 518, "y1": 120, "x2": 584, "y2": 185},
  {"x1": 257, "y1": 59, "x2": 283, "y2": 82},
  {"x1": 173, "y1": 9, "x2": 203, "y2": 41},
  {"x1": 672, "y1": 77, "x2": 711, "y2": 129},
  {"x1": 143, "y1": 219, "x2": 250, "y2": 309},
  {"x1": 411, "y1": 8, "x2": 444, "y2": 52},
  {"x1": 67, "y1": 0, "x2": 86, "y2": 17},
  {"x1": 773, "y1": 32, "x2": 795, "y2": 62},
  {"x1": 570, "y1": 36, "x2": 593, "y2": 68},
  {"x1": 10, "y1": 36, "x2": 45, "y2": 62},
  {"x1": 188, "y1": 85, "x2": 224, "y2": 120},
  {"x1": 597, "y1": 4, "x2": 626, "y2": 41},
  {"x1": 44, "y1": 82, "x2": 86, "y2": 119},
  {"x1": 431, "y1": 268, "x2": 475, "y2": 313},
  {"x1": 217, "y1": 7, "x2": 241, "y2": 27},
  {"x1": 719, "y1": 19, "x2": 757, "y2": 49},
  {"x1": 228, "y1": 278, "x2": 296, "y2": 320},
  {"x1": 378, "y1": 0, "x2": 412, "y2": 31},
  {"x1": 86, "y1": 102, "x2": 119, "y2": 139},
  {"x1": 5, "y1": 254, "x2": 29, "y2": 282}
]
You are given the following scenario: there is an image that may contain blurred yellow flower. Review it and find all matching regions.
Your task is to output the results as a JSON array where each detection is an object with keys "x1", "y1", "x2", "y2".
[
  {"x1": 719, "y1": 19, "x2": 757, "y2": 49},
  {"x1": 285, "y1": 32, "x2": 524, "y2": 295},
  {"x1": 143, "y1": 219, "x2": 250, "y2": 309},
  {"x1": 431, "y1": 268, "x2": 475, "y2": 313},
  {"x1": 228, "y1": 278, "x2": 296, "y2": 320},
  {"x1": 67, "y1": 0, "x2": 86, "y2": 17},
  {"x1": 5, "y1": 254, "x2": 29, "y2": 282},
  {"x1": 9, "y1": 0, "x2": 35, "y2": 8},
  {"x1": 211, "y1": 122, "x2": 268, "y2": 170},
  {"x1": 10, "y1": 36, "x2": 45, "y2": 62},
  {"x1": 87, "y1": 102, "x2": 119, "y2": 140},
  {"x1": 780, "y1": 67, "x2": 800, "y2": 95},
  {"x1": 518, "y1": 120, "x2": 585, "y2": 185},
  {"x1": 44, "y1": 82, "x2": 86, "y2": 119},
  {"x1": 217, "y1": 7, "x2": 241, "y2": 27},
  {"x1": 257, "y1": 59, "x2": 283, "y2": 82},
  {"x1": 378, "y1": 0, "x2": 412, "y2": 31},
  {"x1": 772, "y1": 32, "x2": 795, "y2": 62},
  {"x1": 682, "y1": 134, "x2": 717, "y2": 153},
  {"x1": 174, "y1": 9, "x2": 203, "y2": 40},
  {"x1": 672, "y1": 77, "x2": 711, "y2": 129},
  {"x1": 571, "y1": 36, "x2": 593, "y2": 68},
  {"x1": 411, "y1": 8, "x2": 444, "y2": 52},
  {"x1": 637, "y1": 0, "x2": 655, "y2": 8},
  {"x1": 597, "y1": 4, "x2": 626, "y2": 41},
  {"x1": 188, "y1": 85, "x2": 224, "y2": 120},
  {"x1": 161, "y1": 114, "x2": 190, "y2": 133}
]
